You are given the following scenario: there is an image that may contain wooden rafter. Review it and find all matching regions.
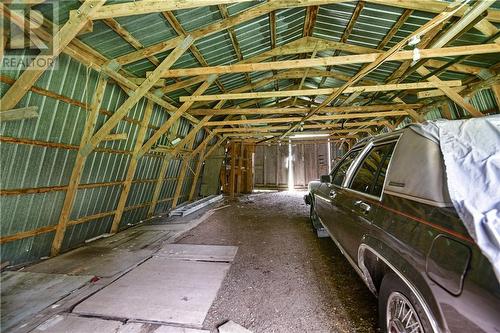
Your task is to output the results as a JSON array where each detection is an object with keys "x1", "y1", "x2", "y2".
[
  {"x1": 204, "y1": 111, "x2": 409, "y2": 126},
  {"x1": 82, "y1": 35, "x2": 195, "y2": 156},
  {"x1": 0, "y1": 0, "x2": 106, "y2": 112},
  {"x1": 319, "y1": 0, "x2": 364, "y2": 88},
  {"x1": 189, "y1": 104, "x2": 422, "y2": 116},
  {"x1": 180, "y1": 81, "x2": 462, "y2": 102},
  {"x1": 112, "y1": 1, "x2": 352, "y2": 65},
  {"x1": 51, "y1": 76, "x2": 108, "y2": 256},
  {"x1": 92, "y1": 0, "x2": 255, "y2": 20},
  {"x1": 158, "y1": 43, "x2": 499, "y2": 77},
  {"x1": 162, "y1": 11, "x2": 226, "y2": 93},
  {"x1": 110, "y1": 100, "x2": 154, "y2": 234},
  {"x1": 278, "y1": 1, "x2": 470, "y2": 138}
]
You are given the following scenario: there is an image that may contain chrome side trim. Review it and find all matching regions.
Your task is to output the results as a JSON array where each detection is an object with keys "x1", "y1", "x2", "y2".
[
  {"x1": 383, "y1": 190, "x2": 453, "y2": 208},
  {"x1": 358, "y1": 244, "x2": 440, "y2": 333}
]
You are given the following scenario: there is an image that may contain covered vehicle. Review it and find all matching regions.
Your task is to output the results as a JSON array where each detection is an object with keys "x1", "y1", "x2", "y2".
[{"x1": 304, "y1": 116, "x2": 500, "y2": 333}]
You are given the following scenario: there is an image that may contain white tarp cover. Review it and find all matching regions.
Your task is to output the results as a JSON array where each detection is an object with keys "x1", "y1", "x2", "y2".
[{"x1": 411, "y1": 115, "x2": 500, "y2": 281}]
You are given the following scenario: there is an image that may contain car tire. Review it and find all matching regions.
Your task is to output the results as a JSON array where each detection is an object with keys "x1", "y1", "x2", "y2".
[{"x1": 378, "y1": 273, "x2": 433, "y2": 333}]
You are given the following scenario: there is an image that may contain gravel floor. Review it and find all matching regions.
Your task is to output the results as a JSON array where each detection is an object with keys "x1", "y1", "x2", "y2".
[{"x1": 176, "y1": 191, "x2": 377, "y2": 333}]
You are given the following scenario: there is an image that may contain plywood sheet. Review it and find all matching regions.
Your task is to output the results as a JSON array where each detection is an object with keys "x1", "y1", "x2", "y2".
[
  {"x1": 89, "y1": 229, "x2": 171, "y2": 251},
  {"x1": 32, "y1": 314, "x2": 210, "y2": 333},
  {"x1": 1, "y1": 271, "x2": 91, "y2": 331},
  {"x1": 25, "y1": 246, "x2": 152, "y2": 277},
  {"x1": 156, "y1": 244, "x2": 238, "y2": 262},
  {"x1": 73, "y1": 258, "x2": 231, "y2": 328}
]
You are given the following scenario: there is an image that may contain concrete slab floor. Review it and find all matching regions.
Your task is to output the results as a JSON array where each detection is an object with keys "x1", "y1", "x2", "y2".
[{"x1": 177, "y1": 191, "x2": 378, "y2": 333}]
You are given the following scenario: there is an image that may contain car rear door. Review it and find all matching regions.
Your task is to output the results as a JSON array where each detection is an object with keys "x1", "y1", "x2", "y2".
[
  {"x1": 315, "y1": 149, "x2": 363, "y2": 240},
  {"x1": 333, "y1": 140, "x2": 398, "y2": 261}
]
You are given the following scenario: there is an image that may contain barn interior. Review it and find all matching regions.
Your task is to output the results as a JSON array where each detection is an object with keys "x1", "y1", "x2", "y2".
[{"x1": 1, "y1": 1, "x2": 499, "y2": 332}]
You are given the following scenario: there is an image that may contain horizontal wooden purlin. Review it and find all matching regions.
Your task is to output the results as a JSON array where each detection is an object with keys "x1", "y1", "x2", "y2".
[
  {"x1": 205, "y1": 111, "x2": 408, "y2": 126},
  {"x1": 112, "y1": 2, "x2": 352, "y2": 65},
  {"x1": 92, "y1": 0, "x2": 254, "y2": 20},
  {"x1": 0, "y1": 136, "x2": 184, "y2": 159},
  {"x1": 0, "y1": 75, "x2": 159, "y2": 130},
  {"x1": 366, "y1": 0, "x2": 500, "y2": 23},
  {"x1": 103, "y1": 133, "x2": 128, "y2": 141},
  {"x1": 417, "y1": 86, "x2": 466, "y2": 99},
  {"x1": 214, "y1": 121, "x2": 387, "y2": 133},
  {"x1": 223, "y1": 129, "x2": 371, "y2": 137},
  {"x1": 0, "y1": 190, "x2": 194, "y2": 244},
  {"x1": 0, "y1": 178, "x2": 160, "y2": 196},
  {"x1": 180, "y1": 81, "x2": 462, "y2": 102},
  {"x1": 163, "y1": 44, "x2": 500, "y2": 77},
  {"x1": 0, "y1": 106, "x2": 39, "y2": 122},
  {"x1": 189, "y1": 104, "x2": 422, "y2": 116}
]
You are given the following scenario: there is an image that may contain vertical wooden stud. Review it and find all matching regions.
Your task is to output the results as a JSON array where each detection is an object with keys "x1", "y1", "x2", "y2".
[
  {"x1": 51, "y1": 76, "x2": 107, "y2": 256},
  {"x1": 110, "y1": 99, "x2": 154, "y2": 233}
]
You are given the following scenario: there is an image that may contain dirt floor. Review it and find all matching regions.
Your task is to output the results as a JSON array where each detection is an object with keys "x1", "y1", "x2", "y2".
[{"x1": 177, "y1": 191, "x2": 378, "y2": 333}]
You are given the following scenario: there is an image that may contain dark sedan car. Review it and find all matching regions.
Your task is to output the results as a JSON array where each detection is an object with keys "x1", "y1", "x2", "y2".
[{"x1": 304, "y1": 127, "x2": 500, "y2": 333}]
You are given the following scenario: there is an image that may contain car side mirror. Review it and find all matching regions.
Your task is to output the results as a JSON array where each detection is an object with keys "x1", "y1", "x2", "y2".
[{"x1": 320, "y1": 175, "x2": 331, "y2": 183}]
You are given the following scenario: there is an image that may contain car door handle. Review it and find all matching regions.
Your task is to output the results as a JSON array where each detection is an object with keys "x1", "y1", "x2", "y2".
[
  {"x1": 354, "y1": 200, "x2": 371, "y2": 214},
  {"x1": 329, "y1": 190, "x2": 337, "y2": 199}
]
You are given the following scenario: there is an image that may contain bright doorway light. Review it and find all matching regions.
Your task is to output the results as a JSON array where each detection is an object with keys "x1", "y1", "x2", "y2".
[
  {"x1": 289, "y1": 133, "x2": 329, "y2": 139},
  {"x1": 288, "y1": 141, "x2": 294, "y2": 191}
]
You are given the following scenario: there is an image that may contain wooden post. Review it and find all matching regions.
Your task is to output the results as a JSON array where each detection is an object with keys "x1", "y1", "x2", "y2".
[
  {"x1": 245, "y1": 143, "x2": 254, "y2": 193},
  {"x1": 110, "y1": 100, "x2": 154, "y2": 234},
  {"x1": 51, "y1": 76, "x2": 107, "y2": 256},
  {"x1": 188, "y1": 148, "x2": 207, "y2": 201},
  {"x1": 236, "y1": 142, "x2": 244, "y2": 194},
  {"x1": 229, "y1": 142, "x2": 236, "y2": 198},
  {"x1": 147, "y1": 155, "x2": 171, "y2": 218},
  {"x1": 172, "y1": 139, "x2": 197, "y2": 208},
  {"x1": 276, "y1": 144, "x2": 279, "y2": 187}
]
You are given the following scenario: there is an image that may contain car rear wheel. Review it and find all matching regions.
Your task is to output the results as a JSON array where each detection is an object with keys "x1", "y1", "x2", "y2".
[{"x1": 379, "y1": 273, "x2": 433, "y2": 333}]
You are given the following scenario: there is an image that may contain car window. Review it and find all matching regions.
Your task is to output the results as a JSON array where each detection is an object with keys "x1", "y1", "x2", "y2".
[
  {"x1": 349, "y1": 142, "x2": 396, "y2": 196},
  {"x1": 331, "y1": 150, "x2": 361, "y2": 186}
]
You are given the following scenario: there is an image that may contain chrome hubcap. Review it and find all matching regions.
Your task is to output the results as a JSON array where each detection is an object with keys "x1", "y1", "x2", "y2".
[{"x1": 386, "y1": 292, "x2": 424, "y2": 333}]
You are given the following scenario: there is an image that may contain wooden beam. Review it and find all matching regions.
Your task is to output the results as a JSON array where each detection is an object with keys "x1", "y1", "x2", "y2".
[
  {"x1": 190, "y1": 104, "x2": 422, "y2": 116},
  {"x1": 92, "y1": 0, "x2": 254, "y2": 20},
  {"x1": 188, "y1": 147, "x2": 208, "y2": 201},
  {"x1": 103, "y1": 133, "x2": 128, "y2": 141},
  {"x1": 366, "y1": 0, "x2": 500, "y2": 23},
  {"x1": 162, "y1": 11, "x2": 226, "y2": 93},
  {"x1": 408, "y1": 1, "x2": 495, "y2": 118},
  {"x1": 147, "y1": 155, "x2": 171, "y2": 218},
  {"x1": 223, "y1": 129, "x2": 371, "y2": 137},
  {"x1": 0, "y1": 106, "x2": 38, "y2": 122},
  {"x1": 110, "y1": 100, "x2": 154, "y2": 234},
  {"x1": 214, "y1": 121, "x2": 387, "y2": 132},
  {"x1": 205, "y1": 111, "x2": 408, "y2": 126},
  {"x1": 2, "y1": 5, "x2": 203, "y2": 127},
  {"x1": 82, "y1": 35, "x2": 194, "y2": 156},
  {"x1": 172, "y1": 139, "x2": 197, "y2": 208},
  {"x1": 229, "y1": 142, "x2": 236, "y2": 198},
  {"x1": 378, "y1": 9, "x2": 413, "y2": 50},
  {"x1": 303, "y1": 6, "x2": 319, "y2": 37},
  {"x1": 112, "y1": 1, "x2": 352, "y2": 65},
  {"x1": 137, "y1": 75, "x2": 218, "y2": 158},
  {"x1": 0, "y1": 0, "x2": 106, "y2": 112},
  {"x1": 281, "y1": 1, "x2": 468, "y2": 138},
  {"x1": 181, "y1": 81, "x2": 462, "y2": 102},
  {"x1": 51, "y1": 75, "x2": 107, "y2": 256},
  {"x1": 160, "y1": 43, "x2": 500, "y2": 77}
]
